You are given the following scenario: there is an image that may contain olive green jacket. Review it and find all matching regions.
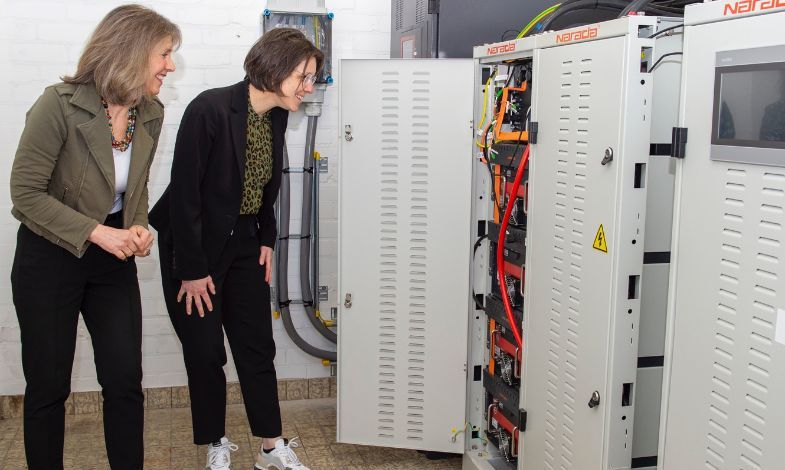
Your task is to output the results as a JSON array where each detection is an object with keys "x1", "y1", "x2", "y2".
[{"x1": 10, "y1": 82, "x2": 164, "y2": 257}]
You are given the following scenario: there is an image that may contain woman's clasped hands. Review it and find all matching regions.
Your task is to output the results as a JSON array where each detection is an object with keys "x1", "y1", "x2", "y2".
[{"x1": 88, "y1": 223, "x2": 155, "y2": 260}]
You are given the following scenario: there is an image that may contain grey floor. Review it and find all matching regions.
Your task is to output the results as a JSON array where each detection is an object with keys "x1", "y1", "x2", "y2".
[{"x1": 0, "y1": 397, "x2": 463, "y2": 469}]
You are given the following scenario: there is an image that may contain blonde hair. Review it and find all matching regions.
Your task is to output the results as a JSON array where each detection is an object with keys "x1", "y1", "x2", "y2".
[{"x1": 63, "y1": 4, "x2": 181, "y2": 106}]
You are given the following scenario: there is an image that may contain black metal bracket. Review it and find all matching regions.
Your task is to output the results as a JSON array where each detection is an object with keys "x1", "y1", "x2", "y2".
[
  {"x1": 529, "y1": 121, "x2": 539, "y2": 144},
  {"x1": 649, "y1": 143, "x2": 672, "y2": 156},
  {"x1": 671, "y1": 127, "x2": 687, "y2": 159},
  {"x1": 519, "y1": 409, "x2": 528, "y2": 432}
]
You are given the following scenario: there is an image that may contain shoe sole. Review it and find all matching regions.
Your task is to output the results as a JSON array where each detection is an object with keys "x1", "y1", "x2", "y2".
[{"x1": 254, "y1": 463, "x2": 289, "y2": 470}]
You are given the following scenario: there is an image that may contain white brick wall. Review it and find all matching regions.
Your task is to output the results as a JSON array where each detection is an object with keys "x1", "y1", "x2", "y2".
[{"x1": 0, "y1": 0, "x2": 391, "y2": 395}]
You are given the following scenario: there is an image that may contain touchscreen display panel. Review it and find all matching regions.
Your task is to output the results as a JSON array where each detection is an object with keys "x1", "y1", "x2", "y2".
[{"x1": 713, "y1": 64, "x2": 785, "y2": 148}]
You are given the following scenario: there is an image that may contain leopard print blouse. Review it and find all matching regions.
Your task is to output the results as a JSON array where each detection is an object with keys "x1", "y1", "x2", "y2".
[{"x1": 239, "y1": 99, "x2": 273, "y2": 215}]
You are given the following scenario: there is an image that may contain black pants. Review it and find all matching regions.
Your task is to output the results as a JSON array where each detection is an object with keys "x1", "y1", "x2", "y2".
[
  {"x1": 159, "y1": 215, "x2": 281, "y2": 444},
  {"x1": 11, "y1": 214, "x2": 144, "y2": 470}
]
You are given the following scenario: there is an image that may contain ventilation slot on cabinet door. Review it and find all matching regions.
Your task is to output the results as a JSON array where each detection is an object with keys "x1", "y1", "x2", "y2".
[
  {"x1": 377, "y1": 70, "x2": 401, "y2": 439},
  {"x1": 394, "y1": 0, "x2": 404, "y2": 31}
]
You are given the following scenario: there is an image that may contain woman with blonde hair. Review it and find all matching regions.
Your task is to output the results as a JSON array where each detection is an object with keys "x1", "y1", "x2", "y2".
[{"x1": 9, "y1": 4, "x2": 180, "y2": 469}]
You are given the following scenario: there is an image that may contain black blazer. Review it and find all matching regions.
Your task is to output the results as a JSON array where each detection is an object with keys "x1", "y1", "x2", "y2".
[{"x1": 149, "y1": 80, "x2": 288, "y2": 280}]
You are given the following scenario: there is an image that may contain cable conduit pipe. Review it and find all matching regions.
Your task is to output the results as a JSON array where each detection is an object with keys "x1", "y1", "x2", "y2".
[
  {"x1": 299, "y1": 116, "x2": 337, "y2": 343},
  {"x1": 312, "y1": 118, "x2": 321, "y2": 327},
  {"x1": 276, "y1": 144, "x2": 337, "y2": 361}
]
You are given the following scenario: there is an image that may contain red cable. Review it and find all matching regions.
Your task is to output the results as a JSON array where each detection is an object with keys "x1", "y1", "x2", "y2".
[{"x1": 496, "y1": 145, "x2": 529, "y2": 348}]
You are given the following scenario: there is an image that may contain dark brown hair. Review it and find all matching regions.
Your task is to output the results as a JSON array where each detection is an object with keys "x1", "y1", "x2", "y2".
[
  {"x1": 244, "y1": 28, "x2": 324, "y2": 94},
  {"x1": 62, "y1": 4, "x2": 181, "y2": 106}
]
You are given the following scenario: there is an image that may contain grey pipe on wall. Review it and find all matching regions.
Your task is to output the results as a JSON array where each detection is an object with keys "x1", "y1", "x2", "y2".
[
  {"x1": 299, "y1": 116, "x2": 337, "y2": 343},
  {"x1": 275, "y1": 144, "x2": 336, "y2": 361}
]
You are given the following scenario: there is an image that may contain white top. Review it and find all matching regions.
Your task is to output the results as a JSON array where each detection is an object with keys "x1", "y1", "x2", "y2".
[{"x1": 110, "y1": 142, "x2": 132, "y2": 214}]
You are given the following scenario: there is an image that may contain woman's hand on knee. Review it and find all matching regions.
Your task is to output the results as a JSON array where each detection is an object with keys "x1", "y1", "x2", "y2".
[
  {"x1": 88, "y1": 224, "x2": 141, "y2": 260},
  {"x1": 177, "y1": 276, "x2": 216, "y2": 317}
]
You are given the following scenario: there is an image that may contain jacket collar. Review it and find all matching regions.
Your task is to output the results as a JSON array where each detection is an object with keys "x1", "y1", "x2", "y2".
[
  {"x1": 69, "y1": 82, "x2": 164, "y2": 123},
  {"x1": 229, "y1": 80, "x2": 288, "y2": 180},
  {"x1": 229, "y1": 80, "x2": 250, "y2": 177},
  {"x1": 232, "y1": 79, "x2": 288, "y2": 122},
  {"x1": 230, "y1": 79, "x2": 249, "y2": 114}
]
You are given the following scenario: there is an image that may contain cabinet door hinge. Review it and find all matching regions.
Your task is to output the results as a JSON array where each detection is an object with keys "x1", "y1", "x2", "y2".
[{"x1": 671, "y1": 127, "x2": 688, "y2": 159}]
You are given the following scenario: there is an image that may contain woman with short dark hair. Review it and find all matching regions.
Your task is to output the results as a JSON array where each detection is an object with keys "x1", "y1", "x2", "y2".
[
  {"x1": 9, "y1": 4, "x2": 180, "y2": 469},
  {"x1": 149, "y1": 28, "x2": 323, "y2": 470}
]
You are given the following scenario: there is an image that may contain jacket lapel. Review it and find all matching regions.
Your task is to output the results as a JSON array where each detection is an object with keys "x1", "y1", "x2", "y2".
[
  {"x1": 230, "y1": 81, "x2": 249, "y2": 181},
  {"x1": 72, "y1": 84, "x2": 114, "y2": 190},
  {"x1": 125, "y1": 98, "x2": 163, "y2": 204},
  {"x1": 125, "y1": 121, "x2": 153, "y2": 203}
]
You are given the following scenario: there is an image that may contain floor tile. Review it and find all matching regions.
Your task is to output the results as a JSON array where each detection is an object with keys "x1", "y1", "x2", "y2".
[
  {"x1": 0, "y1": 397, "x2": 463, "y2": 469},
  {"x1": 170, "y1": 445, "x2": 197, "y2": 470}
]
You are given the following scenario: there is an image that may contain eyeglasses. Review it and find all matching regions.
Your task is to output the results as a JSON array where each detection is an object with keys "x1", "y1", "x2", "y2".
[{"x1": 300, "y1": 73, "x2": 317, "y2": 87}]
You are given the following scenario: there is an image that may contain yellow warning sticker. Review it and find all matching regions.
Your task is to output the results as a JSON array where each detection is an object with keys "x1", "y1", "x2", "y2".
[{"x1": 593, "y1": 224, "x2": 608, "y2": 253}]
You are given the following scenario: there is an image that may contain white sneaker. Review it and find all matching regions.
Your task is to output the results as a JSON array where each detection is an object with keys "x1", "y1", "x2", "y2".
[
  {"x1": 255, "y1": 437, "x2": 310, "y2": 470},
  {"x1": 206, "y1": 437, "x2": 239, "y2": 470}
]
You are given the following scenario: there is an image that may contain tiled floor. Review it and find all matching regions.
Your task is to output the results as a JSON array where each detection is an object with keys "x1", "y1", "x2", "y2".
[{"x1": 0, "y1": 398, "x2": 462, "y2": 469}]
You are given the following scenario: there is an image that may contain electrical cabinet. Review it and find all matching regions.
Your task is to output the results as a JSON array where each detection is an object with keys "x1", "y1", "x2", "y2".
[
  {"x1": 522, "y1": 20, "x2": 654, "y2": 470},
  {"x1": 661, "y1": 4, "x2": 785, "y2": 469},
  {"x1": 336, "y1": 3, "x2": 785, "y2": 469}
]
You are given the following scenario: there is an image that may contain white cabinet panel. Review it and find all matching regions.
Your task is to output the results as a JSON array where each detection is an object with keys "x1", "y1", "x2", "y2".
[{"x1": 337, "y1": 59, "x2": 475, "y2": 453}]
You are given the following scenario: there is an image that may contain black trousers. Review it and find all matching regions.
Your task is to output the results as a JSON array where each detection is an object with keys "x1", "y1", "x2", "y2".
[
  {"x1": 10, "y1": 214, "x2": 144, "y2": 470},
  {"x1": 159, "y1": 215, "x2": 282, "y2": 444}
]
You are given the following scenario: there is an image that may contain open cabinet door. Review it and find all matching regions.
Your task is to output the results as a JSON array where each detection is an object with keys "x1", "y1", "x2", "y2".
[{"x1": 337, "y1": 59, "x2": 474, "y2": 453}]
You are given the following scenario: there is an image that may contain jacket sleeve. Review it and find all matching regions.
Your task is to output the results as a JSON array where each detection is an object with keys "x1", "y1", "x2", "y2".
[
  {"x1": 10, "y1": 87, "x2": 99, "y2": 249},
  {"x1": 257, "y1": 115, "x2": 287, "y2": 248},
  {"x1": 169, "y1": 97, "x2": 214, "y2": 280},
  {"x1": 132, "y1": 117, "x2": 164, "y2": 228}
]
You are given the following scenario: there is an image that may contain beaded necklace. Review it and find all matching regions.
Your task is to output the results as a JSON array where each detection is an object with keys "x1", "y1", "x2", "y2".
[{"x1": 101, "y1": 97, "x2": 137, "y2": 152}]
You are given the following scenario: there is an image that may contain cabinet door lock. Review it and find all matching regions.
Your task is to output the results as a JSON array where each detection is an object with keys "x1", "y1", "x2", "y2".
[{"x1": 588, "y1": 390, "x2": 601, "y2": 408}]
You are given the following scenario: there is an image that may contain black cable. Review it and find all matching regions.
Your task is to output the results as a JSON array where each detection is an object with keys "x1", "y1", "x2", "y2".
[
  {"x1": 609, "y1": 0, "x2": 683, "y2": 15},
  {"x1": 482, "y1": 125, "x2": 502, "y2": 214},
  {"x1": 649, "y1": 52, "x2": 683, "y2": 72},
  {"x1": 647, "y1": 24, "x2": 683, "y2": 39},
  {"x1": 471, "y1": 234, "x2": 489, "y2": 310},
  {"x1": 650, "y1": 0, "x2": 697, "y2": 8},
  {"x1": 500, "y1": 123, "x2": 528, "y2": 232},
  {"x1": 623, "y1": 0, "x2": 684, "y2": 15},
  {"x1": 500, "y1": 29, "x2": 519, "y2": 42},
  {"x1": 474, "y1": 234, "x2": 488, "y2": 253},
  {"x1": 541, "y1": 0, "x2": 610, "y2": 31},
  {"x1": 540, "y1": 0, "x2": 680, "y2": 32},
  {"x1": 620, "y1": 0, "x2": 651, "y2": 17}
]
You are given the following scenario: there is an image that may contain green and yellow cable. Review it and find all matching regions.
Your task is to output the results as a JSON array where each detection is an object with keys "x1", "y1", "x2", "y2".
[
  {"x1": 475, "y1": 70, "x2": 497, "y2": 149},
  {"x1": 450, "y1": 421, "x2": 488, "y2": 445},
  {"x1": 516, "y1": 3, "x2": 562, "y2": 39}
]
